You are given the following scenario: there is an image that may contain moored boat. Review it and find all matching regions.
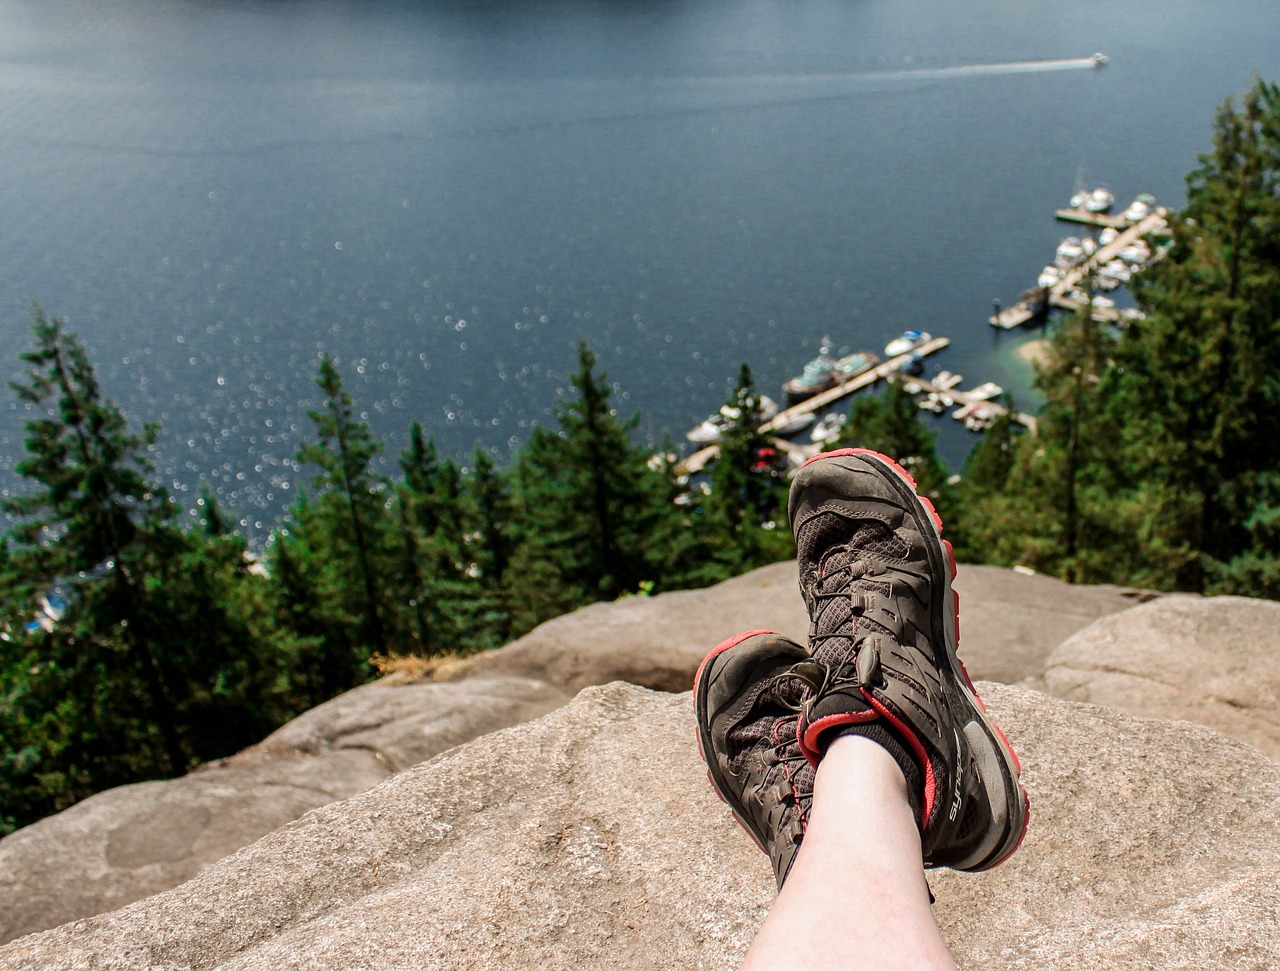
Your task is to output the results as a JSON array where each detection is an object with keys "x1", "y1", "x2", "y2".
[
  {"x1": 884, "y1": 329, "x2": 931, "y2": 357},
  {"x1": 782, "y1": 340, "x2": 839, "y2": 401},
  {"x1": 1086, "y1": 186, "x2": 1115, "y2": 213},
  {"x1": 686, "y1": 395, "x2": 779, "y2": 443},
  {"x1": 810, "y1": 411, "x2": 847, "y2": 444},
  {"x1": 833, "y1": 350, "x2": 879, "y2": 379}
]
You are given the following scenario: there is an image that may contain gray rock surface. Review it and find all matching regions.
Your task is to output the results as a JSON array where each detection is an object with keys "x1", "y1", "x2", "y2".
[
  {"x1": 5, "y1": 681, "x2": 1279, "y2": 970},
  {"x1": 0, "y1": 676, "x2": 567, "y2": 944},
  {"x1": 453, "y1": 561, "x2": 1149, "y2": 693},
  {"x1": 1044, "y1": 594, "x2": 1280, "y2": 759},
  {"x1": 0, "y1": 561, "x2": 1154, "y2": 946},
  {"x1": 952, "y1": 564, "x2": 1158, "y2": 687}
]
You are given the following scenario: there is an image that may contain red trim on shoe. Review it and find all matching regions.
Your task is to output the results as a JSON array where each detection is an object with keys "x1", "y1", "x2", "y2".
[
  {"x1": 864, "y1": 692, "x2": 936, "y2": 832},
  {"x1": 799, "y1": 709, "x2": 880, "y2": 767},
  {"x1": 692, "y1": 629, "x2": 779, "y2": 700}
]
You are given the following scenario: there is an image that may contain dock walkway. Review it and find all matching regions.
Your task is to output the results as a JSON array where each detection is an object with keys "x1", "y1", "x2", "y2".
[
  {"x1": 676, "y1": 337, "x2": 950, "y2": 476},
  {"x1": 990, "y1": 208, "x2": 1169, "y2": 330},
  {"x1": 904, "y1": 376, "x2": 1038, "y2": 433}
]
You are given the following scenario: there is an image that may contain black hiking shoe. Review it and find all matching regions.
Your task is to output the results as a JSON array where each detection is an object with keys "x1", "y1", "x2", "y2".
[
  {"x1": 693, "y1": 630, "x2": 818, "y2": 888},
  {"x1": 787, "y1": 448, "x2": 1030, "y2": 872}
]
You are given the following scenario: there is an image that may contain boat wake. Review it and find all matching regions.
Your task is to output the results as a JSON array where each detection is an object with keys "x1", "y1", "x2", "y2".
[{"x1": 876, "y1": 56, "x2": 1102, "y2": 81}]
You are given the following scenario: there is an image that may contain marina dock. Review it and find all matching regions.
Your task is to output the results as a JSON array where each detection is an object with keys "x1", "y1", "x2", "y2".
[
  {"x1": 990, "y1": 208, "x2": 1169, "y2": 330},
  {"x1": 677, "y1": 337, "x2": 950, "y2": 476},
  {"x1": 903, "y1": 375, "x2": 1038, "y2": 433}
]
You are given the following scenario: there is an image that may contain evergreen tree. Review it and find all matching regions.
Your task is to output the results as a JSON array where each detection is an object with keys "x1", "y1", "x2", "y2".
[
  {"x1": 1114, "y1": 77, "x2": 1280, "y2": 592},
  {"x1": 0, "y1": 309, "x2": 290, "y2": 832},
  {"x1": 702, "y1": 364, "x2": 791, "y2": 573},
  {"x1": 291, "y1": 356, "x2": 392, "y2": 656},
  {"x1": 507, "y1": 342, "x2": 670, "y2": 628}
]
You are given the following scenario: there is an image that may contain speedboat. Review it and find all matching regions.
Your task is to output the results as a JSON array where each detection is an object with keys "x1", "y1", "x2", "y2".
[
  {"x1": 772, "y1": 410, "x2": 817, "y2": 437},
  {"x1": 966, "y1": 381, "x2": 1004, "y2": 401},
  {"x1": 1086, "y1": 186, "x2": 1115, "y2": 213},
  {"x1": 810, "y1": 411, "x2": 847, "y2": 444},
  {"x1": 686, "y1": 404, "x2": 740, "y2": 444},
  {"x1": 884, "y1": 329, "x2": 931, "y2": 358},
  {"x1": 1055, "y1": 237, "x2": 1085, "y2": 266},
  {"x1": 782, "y1": 341, "x2": 839, "y2": 401},
  {"x1": 1038, "y1": 265, "x2": 1064, "y2": 289},
  {"x1": 1091, "y1": 52, "x2": 1109, "y2": 68},
  {"x1": 1121, "y1": 195, "x2": 1153, "y2": 222},
  {"x1": 833, "y1": 350, "x2": 879, "y2": 379},
  {"x1": 1098, "y1": 259, "x2": 1132, "y2": 283}
]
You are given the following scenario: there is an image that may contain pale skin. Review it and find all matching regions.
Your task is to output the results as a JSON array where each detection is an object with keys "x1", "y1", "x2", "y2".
[{"x1": 741, "y1": 734, "x2": 958, "y2": 971}]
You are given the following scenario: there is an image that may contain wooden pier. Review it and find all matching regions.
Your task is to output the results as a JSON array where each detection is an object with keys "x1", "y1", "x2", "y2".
[
  {"x1": 990, "y1": 208, "x2": 1169, "y2": 330},
  {"x1": 903, "y1": 375, "x2": 1038, "y2": 433},
  {"x1": 676, "y1": 336, "x2": 950, "y2": 476}
]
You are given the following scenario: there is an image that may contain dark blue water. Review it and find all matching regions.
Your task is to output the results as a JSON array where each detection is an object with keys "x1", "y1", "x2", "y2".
[{"x1": 2, "y1": 0, "x2": 1277, "y2": 540}]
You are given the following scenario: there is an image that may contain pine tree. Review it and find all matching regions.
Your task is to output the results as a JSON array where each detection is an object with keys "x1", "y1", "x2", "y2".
[
  {"x1": 508, "y1": 342, "x2": 669, "y2": 628},
  {"x1": 702, "y1": 363, "x2": 791, "y2": 573},
  {"x1": 1114, "y1": 77, "x2": 1280, "y2": 592},
  {"x1": 293, "y1": 356, "x2": 391, "y2": 655},
  {"x1": 0, "y1": 309, "x2": 292, "y2": 832}
]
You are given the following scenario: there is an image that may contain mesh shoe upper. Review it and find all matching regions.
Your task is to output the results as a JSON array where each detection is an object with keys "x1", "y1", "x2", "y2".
[
  {"x1": 693, "y1": 630, "x2": 816, "y2": 888},
  {"x1": 787, "y1": 448, "x2": 1030, "y2": 872}
]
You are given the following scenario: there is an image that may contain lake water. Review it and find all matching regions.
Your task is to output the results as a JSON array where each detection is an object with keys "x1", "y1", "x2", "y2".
[{"x1": 2, "y1": 0, "x2": 1278, "y2": 541}]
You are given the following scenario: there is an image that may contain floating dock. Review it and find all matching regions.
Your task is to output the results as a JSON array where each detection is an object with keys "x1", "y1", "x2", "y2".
[
  {"x1": 903, "y1": 375, "x2": 1037, "y2": 433},
  {"x1": 990, "y1": 208, "x2": 1169, "y2": 330},
  {"x1": 677, "y1": 336, "x2": 950, "y2": 476}
]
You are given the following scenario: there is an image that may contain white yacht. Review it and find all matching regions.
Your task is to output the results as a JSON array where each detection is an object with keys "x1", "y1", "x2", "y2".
[{"x1": 884, "y1": 329, "x2": 932, "y2": 358}]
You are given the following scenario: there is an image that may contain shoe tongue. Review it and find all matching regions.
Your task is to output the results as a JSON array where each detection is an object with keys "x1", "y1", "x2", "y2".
[{"x1": 811, "y1": 537, "x2": 897, "y2": 671}]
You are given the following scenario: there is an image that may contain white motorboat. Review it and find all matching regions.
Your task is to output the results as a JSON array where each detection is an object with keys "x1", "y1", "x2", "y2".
[
  {"x1": 884, "y1": 329, "x2": 932, "y2": 357},
  {"x1": 772, "y1": 411, "x2": 817, "y2": 437},
  {"x1": 686, "y1": 395, "x2": 779, "y2": 443},
  {"x1": 1099, "y1": 226, "x2": 1119, "y2": 246},
  {"x1": 966, "y1": 381, "x2": 1004, "y2": 401},
  {"x1": 1091, "y1": 52, "x2": 1109, "y2": 68},
  {"x1": 1086, "y1": 186, "x2": 1115, "y2": 213},
  {"x1": 1056, "y1": 236, "x2": 1085, "y2": 265},
  {"x1": 810, "y1": 411, "x2": 847, "y2": 444},
  {"x1": 1038, "y1": 265, "x2": 1063, "y2": 289},
  {"x1": 933, "y1": 370, "x2": 963, "y2": 391},
  {"x1": 1069, "y1": 189, "x2": 1089, "y2": 210},
  {"x1": 1121, "y1": 193, "x2": 1157, "y2": 222},
  {"x1": 1119, "y1": 240, "x2": 1152, "y2": 265},
  {"x1": 1099, "y1": 259, "x2": 1132, "y2": 283}
]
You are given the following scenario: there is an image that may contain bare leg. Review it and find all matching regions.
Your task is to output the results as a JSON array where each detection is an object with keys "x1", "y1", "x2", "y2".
[{"x1": 742, "y1": 735, "x2": 958, "y2": 971}]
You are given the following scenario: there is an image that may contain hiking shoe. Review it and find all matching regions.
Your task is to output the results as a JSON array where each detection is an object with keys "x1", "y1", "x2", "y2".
[
  {"x1": 694, "y1": 630, "x2": 819, "y2": 888},
  {"x1": 787, "y1": 448, "x2": 1030, "y2": 872}
]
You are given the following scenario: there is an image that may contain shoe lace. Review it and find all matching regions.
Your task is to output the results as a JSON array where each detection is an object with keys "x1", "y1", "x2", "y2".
[{"x1": 803, "y1": 552, "x2": 892, "y2": 691}]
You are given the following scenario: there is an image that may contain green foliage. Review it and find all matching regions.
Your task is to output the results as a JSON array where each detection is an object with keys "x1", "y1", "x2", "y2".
[
  {"x1": 507, "y1": 342, "x2": 674, "y2": 628},
  {"x1": 699, "y1": 364, "x2": 792, "y2": 574},
  {"x1": 0, "y1": 309, "x2": 292, "y2": 834},
  {"x1": 835, "y1": 378, "x2": 955, "y2": 523}
]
